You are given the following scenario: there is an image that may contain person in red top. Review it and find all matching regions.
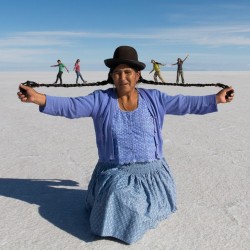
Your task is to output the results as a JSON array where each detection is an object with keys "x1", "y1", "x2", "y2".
[{"x1": 73, "y1": 59, "x2": 86, "y2": 83}]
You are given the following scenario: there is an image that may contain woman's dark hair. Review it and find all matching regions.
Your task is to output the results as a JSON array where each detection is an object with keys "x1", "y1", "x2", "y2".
[
  {"x1": 96, "y1": 75, "x2": 154, "y2": 86},
  {"x1": 90, "y1": 66, "x2": 166, "y2": 86}
]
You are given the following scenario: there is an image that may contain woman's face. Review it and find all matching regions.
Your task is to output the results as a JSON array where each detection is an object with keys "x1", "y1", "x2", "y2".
[{"x1": 111, "y1": 64, "x2": 141, "y2": 95}]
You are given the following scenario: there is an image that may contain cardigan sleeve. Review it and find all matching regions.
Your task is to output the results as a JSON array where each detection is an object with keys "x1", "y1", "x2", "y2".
[
  {"x1": 157, "y1": 91, "x2": 218, "y2": 115},
  {"x1": 39, "y1": 92, "x2": 96, "y2": 118}
]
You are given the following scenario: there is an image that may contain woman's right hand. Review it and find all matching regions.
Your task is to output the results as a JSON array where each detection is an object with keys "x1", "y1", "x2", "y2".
[{"x1": 17, "y1": 84, "x2": 46, "y2": 106}]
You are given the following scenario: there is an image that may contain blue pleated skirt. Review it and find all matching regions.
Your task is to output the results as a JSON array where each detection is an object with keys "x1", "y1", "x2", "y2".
[{"x1": 85, "y1": 158, "x2": 177, "y2": 244}]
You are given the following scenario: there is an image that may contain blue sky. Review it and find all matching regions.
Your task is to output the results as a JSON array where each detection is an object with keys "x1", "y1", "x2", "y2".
[{"x1": 0, "y1": 0, "x2": 250, "y2": 71}]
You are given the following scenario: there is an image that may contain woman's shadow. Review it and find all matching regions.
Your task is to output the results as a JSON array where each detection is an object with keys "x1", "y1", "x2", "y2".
[{"x1": 0, "y1": 178, "x2": 98, "y2": 242}]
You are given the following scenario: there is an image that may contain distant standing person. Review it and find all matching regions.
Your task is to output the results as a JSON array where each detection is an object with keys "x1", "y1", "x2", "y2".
[
  {"x1": 51, "y1": 60, "x2": 69, "y2": 84},
  {"x1": 149, "y1": 60, "x2": 166, "y2": 83},
  {"x1": 172, "y1": 54, "x2": 189, "y2": 84},
  {"x1": 73, "y1": 59, "x2": 86, "y2": 83}
]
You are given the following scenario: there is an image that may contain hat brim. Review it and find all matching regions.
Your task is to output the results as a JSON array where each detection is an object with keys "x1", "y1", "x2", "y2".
[{"x1": 104, "y1": 58, "x2": 145, "y2": 70}]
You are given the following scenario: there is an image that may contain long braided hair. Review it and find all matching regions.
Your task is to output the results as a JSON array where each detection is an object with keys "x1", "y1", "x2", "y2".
[
  {"x1": 20, "y1": 67, "x2": 233, "y2": 98},
  {"x1": 21, "y1": 69, "x2": 230, "y2": 88}
]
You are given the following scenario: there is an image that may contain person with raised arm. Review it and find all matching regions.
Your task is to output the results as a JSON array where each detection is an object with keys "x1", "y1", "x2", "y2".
[{"x1": 172, "y1": 54, "x2": 189, "y2": 84}]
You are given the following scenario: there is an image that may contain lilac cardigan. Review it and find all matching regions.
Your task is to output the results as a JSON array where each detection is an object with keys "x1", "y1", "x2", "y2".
[{"x1": 40, "y1": 88, "x2": 217, "y2": 162}]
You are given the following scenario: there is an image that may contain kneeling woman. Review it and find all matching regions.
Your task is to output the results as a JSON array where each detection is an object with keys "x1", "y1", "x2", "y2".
[{"x1": 18, "y1": 46, "x2": 234, "y2": 244}]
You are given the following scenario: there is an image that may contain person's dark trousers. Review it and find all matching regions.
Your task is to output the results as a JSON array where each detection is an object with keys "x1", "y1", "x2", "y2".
[
  {"x1": 176, "y1": 70, "x2": 184, "y2": 84},
  {"x1": 55, "y1": 71, "x2": 63, "y2": 84}
]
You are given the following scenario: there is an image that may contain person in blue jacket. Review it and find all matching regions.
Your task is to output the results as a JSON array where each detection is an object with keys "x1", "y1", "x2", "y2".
[{"x1": 18, "y1": 46, "x2": 234, "y2": 244}]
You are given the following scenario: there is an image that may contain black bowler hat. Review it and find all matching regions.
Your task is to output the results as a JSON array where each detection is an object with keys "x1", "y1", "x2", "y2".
[{"x1": 104, "y1": 46, "x2": 146, "y2": 70}]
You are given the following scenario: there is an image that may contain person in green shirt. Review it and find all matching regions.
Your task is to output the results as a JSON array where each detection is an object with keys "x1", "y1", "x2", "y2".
[
  {"x1": 51, "y1": 60, "x2": 69, "y2": 84},
  {"x1": 149, "y1": 59, "x2": 166, "y2": 83}
]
